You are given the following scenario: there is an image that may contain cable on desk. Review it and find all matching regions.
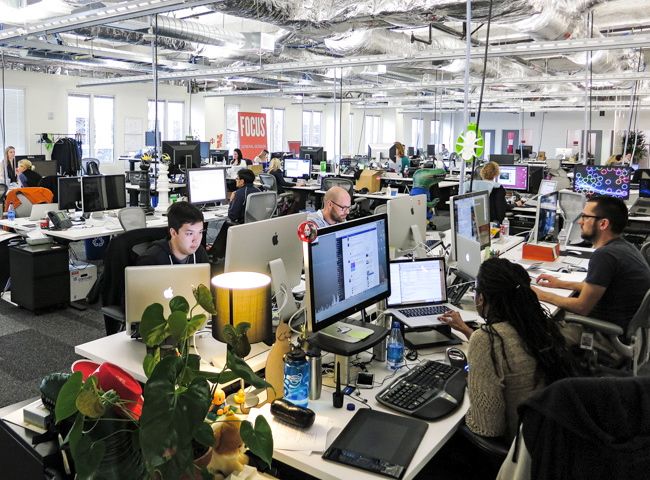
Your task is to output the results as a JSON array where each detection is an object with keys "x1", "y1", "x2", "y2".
[{"x1": 346, "y1": 391, "x2": 372, "y2": 409}]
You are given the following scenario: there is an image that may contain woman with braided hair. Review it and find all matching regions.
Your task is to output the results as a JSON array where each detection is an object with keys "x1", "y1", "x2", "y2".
[{"x1": 439, "y1": 257, "x2": 575, "y2": 442}]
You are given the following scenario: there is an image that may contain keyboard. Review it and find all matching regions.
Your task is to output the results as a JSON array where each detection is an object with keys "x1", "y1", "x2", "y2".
[
  {"x1": 397, "y1": 305, "x2": 449, "y2": 318},
  {"x1": 376, "y1": 360, "x2": 466, "y2": 420}
]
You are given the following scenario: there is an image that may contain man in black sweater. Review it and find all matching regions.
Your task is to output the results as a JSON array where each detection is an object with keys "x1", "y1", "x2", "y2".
[
  {"x1": 227, "y1": 168, "x2": 260, "y2": 224},
  {"x1": 137, "y1": 201, "x2": 209, "y2": 265}
]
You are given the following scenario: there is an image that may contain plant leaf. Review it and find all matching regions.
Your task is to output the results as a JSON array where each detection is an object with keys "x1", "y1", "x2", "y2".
[
  {"x1": 195, "y1": 370, "x2": 240, "y2": 386},
  {"x1": 143, "y1": 349, "x2": 160, "y2": 378},
  {"x1": 168, "y1": 310, "x2": 189, "y2": 342},
  {"x1": 187, "y1": 314, "x2": 207, "y2": 337},
  {"x1": 140, "y1": 303, "x2": 167, "y2": 347},
  {"x1": 193, "y1": 422, "x2": 215, "y2": 449},
  {"x1": 194, "y1": 284, "x2": 217, "y2": 315},
  {"x1": 55, "y1": 371, "x2": 83, "y2": 423},
  {"x1": 75, "y1": 377, "x2": 105, "y2": 418},
  {"x1": 169, "y1": 295, "x2": 190, "y2": 314},
  {"x1": 240, "y1": 416, "x2": 273, "y2": 468},
  {"x1": 226, "y1": 349, "x2": 272, "y2": 390},
  {"x1": 235, "y1": 322, "x2": 251, "y2": 336}
]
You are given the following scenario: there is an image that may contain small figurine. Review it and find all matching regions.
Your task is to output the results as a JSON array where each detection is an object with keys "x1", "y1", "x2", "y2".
[{"x1": 207, "y1": 388, "x2": 231, "y2": 420}]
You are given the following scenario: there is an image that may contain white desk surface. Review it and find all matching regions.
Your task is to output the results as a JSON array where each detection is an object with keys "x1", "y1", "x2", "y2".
[{"x1": 356, "y1": 192, "x2": 410, "y2": 200}]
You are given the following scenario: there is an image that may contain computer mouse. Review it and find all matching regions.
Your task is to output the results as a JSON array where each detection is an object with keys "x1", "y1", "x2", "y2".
[{"x1": 446, "y1": 347, "x2": 467, "y2": 370}]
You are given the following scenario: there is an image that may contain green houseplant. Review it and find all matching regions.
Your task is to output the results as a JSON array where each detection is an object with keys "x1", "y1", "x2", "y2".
[
  {"x1": 622, "y1": 130, "x2": 648, "y2": 165},
  {"x1": 55, "y1": 284, "x2": 273, "y2": 479}
]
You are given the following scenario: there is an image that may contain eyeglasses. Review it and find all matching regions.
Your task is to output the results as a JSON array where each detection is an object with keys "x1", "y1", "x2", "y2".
[
  {"x1": 330, "y1": 200, "x2": 351, "y2": 211},
  {"x1": 579, "y1": 213, "x2": 602, "y2": 220}
]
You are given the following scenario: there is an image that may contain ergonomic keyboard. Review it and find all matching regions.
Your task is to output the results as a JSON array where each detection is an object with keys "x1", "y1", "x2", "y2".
[
  {"x1": 376, "y1": 360, "x2": 466, "y2": 420},
  {"x1": 397, "y1": 305, "x2": 449, "y2": 318}
]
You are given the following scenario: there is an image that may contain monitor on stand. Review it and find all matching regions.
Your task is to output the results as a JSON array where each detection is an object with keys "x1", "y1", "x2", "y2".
[
  {"x1": 186, "y1": 168, "x2": 227, "y2": 208},
  {"x1": 162, "y1": 140, "x2": 201, "y2": 175},
  {"x1": 490, "y1": 154, "x2": 517, "y2": 165},
  {"x1": 300, "y1": 146, "x2": 326, "y2": 164},
  {"x1": 80, "y1": 174, "x2": 127, "y2": 218},
  {"x1": 573, "y1": 166, "x2": 632, "y2": 200},
  {"x1": 58, "y1": 176, "x2": 81, "y2": 211},
  {"x1": 283, "y1": 158, "x2": 311, "y2": 180},
  {"x1": 497, "y1": 164, "x2": 529, "y2": 191},
  {"x1": 210, "y1": 149, "x2": 229, "y2": 164},
  {"x1": 387, "y1": 194, "x2": 428, "y2": 258}
]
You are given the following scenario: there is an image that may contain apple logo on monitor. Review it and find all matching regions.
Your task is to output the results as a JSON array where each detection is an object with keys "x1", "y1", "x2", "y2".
[
  {"x1": 465, "y1": 252, "x2": 471, "y2": 263},
  {"x1": 272, "y1": 232, "x2": 279, "y2": 246},
  {"x1": 163, "y1": 287, "x2": 174, "y2": 299}
]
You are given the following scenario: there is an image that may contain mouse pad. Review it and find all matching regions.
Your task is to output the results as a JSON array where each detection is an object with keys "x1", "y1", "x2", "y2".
[{"x1": 322, "y1": 409, "x2": 428, "y2": 479}]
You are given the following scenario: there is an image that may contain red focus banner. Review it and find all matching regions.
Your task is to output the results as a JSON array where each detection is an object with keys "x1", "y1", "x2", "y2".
[{"x1": 238, "y1": 112, "x2": 267, "y2": 160}]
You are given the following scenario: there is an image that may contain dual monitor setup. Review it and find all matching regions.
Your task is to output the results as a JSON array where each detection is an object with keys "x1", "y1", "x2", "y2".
[{"x1": 58, "y1": 175, "x2": 127, "y2": 214}]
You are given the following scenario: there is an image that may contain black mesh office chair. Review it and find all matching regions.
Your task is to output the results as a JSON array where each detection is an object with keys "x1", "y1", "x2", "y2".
[
  {"x1": 118, "y1": 207, "x2": 147, "y2": 231},
  {"x1": 640, "y1": 242, "x2": 650, "y2": 267},
  {"x1": 82, "y1": 158, "x2": 100, "y2": 175},
  {"x1": 259, "y1": 173, "x2": 294, "y2": 215},
  {"x1": 321, "y1": 176, "x2": 369, "y2": 218},
  {"x1": 0, "y1": 183, "x2": 7, "y2": 207}
]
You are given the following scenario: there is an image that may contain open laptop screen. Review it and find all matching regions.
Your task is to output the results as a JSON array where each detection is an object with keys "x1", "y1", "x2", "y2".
[{"x1": 387, "y1": 258, "x2": 446, "y2": 307}]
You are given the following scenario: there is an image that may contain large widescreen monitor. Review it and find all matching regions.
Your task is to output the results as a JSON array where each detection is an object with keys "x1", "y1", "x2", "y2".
[
  {"x1": 300, "y1": 146, "x2": 326, "y2": 163},
  {"x1": 283, "y1": 158, "x2": 311, "y2": 179},
  {"x1": 162, "y1": 140, "x2": 201, "y2": 174},
  {"x1": 305, "y1": 214, "x2": 390, "y2": 337},
  {"x1": 58, "y1": 176, "x2": 81, "y2": 210},
  {"x1": 490, "y1": 154, "x2": 517, "y2": 165},
  {"x1": 573, "y1": 165, "x2": 632, "y2": 200},
  {"x1": 81, "y1": 174, "x2": 127, "y2": 213},
  {"x1": 210, "y1": 149, "x2": 229, "y2": 163},
  {"x1": 498, "y1": 164, "x2": 529, "y2": 191},
  {"x1": 187, "y1": 168, "x2": 227, "y2": 205}
]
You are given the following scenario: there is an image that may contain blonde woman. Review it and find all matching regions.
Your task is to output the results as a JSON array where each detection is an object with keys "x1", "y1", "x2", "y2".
[
  {"x1": 395, "y1": 142, "x2": 410, "y2": 173},
  {"x1": 267, "y1": 157, "x2": 295, "y2": 193},
  {"x1": 16, "y1": 159, "x2": 42, "y2": 187},
  {"x1": 3, "y1": 146, "x2": 17, "y2": 184},
  {"x1": 479, "y1": 161, "x2": 523, "y2": 223}
]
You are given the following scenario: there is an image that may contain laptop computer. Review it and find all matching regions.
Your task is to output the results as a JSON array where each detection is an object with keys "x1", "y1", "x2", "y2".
[
  {"x1": 28, "y1": 203, "x2": 59, "y2": 221},
  {"x1": 385, "y1": 257, "x2": 479, "y2": 329},
  {"x1": 124, "y1": 264, "x2": 211, "y2": 335},
  {"x1": 630, "y1": 179, "x2": 650, "y2": 216},
  {"x1": 456, "y1": 235, "x2": 482, "y2": 279}
]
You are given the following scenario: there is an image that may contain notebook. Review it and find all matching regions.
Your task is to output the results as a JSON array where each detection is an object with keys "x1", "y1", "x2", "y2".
[
  {"x1": 385, "y1": 258, "x2": 479, "y2": 329},
  {"x1": 124, "y1": 263, "x2": 211, "y2": 335}
]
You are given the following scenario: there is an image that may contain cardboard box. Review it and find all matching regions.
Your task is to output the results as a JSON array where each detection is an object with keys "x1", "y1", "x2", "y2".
[{"x1": 355, "y1": 169, "x2": 384, "y2": 193}]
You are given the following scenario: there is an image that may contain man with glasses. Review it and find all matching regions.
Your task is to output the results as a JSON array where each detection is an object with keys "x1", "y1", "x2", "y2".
[
  {"x1": 307, "y1": 186, "x2": 351, "y2": 228},
  {"x1": 137, "y1": 201, "x2": 209, "y2": 265},
  {"x1": 533, "y1": 196, "x2": 650, "y2": 356}
]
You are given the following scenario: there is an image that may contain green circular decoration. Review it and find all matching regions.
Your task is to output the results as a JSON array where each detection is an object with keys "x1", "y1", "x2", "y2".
[{"x1": 455, "y1": 123, "x2": 484, "y2": 161}]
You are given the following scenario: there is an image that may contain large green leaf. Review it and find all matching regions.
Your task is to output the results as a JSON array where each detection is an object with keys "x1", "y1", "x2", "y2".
[
  {"x1": 143, "y1": 348, "x2": 160, "y2": 379},
  {"x1": 140, "y1": 303, "x2": 167, "y2": 347},
  {"x1": 55, "y1": 371, "x2": 83, "y2": 423},
  {"x1": 226, "y1": 349, "x2": 272, "y2": 390},
  {"x1": 193, "y1": 421, "x2": 215, "y2": 449},
  {"x1": 194, "y1": 284, "x2": 217, "y2": 315},
  {"x1": 187, "y1": 314, "x2": 207, "y2": 337},
  {"x1": 169, "y1": 295, "x2": 190, "y2": 314},
  {"x1": 240, "y1": 416, "x2": 273, "y2": 468},
  {"x1": 71, "y1": 426, "x2": 106, "y2": 479},
  {"x1": 195, "y1": 370, "x2": 240, "y2": 386},
  {"x1": 168, "y1": 310, "x2": 189, "y2": 342}
]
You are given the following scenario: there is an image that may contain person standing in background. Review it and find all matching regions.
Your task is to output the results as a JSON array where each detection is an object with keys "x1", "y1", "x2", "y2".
[
  {"x1": 253, "y1": 149, "x2": 269, "y2": 165},
  {"x1": 3, "y1": 146, "x2": 17, "y2": 184}
]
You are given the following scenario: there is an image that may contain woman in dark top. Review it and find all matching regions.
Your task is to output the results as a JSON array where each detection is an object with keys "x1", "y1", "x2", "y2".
[
  {"x1": 268, "y1": 158, "x2": 294, "y2": 193},
  {"x1": 231, "y1": 148, "x2": 245, "y2": 167},
  {"x1": 16, "y1": 159, "x2": 42, "y2": 187},
  {"x1": 480, "y1": 161, "x2": 523, "y2": 223}
]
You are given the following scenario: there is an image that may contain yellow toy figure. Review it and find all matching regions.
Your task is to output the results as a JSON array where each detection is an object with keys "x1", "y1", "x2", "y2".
[
  {"x1": 207, "y1": 410, "x2": 249, "y2": 479},
  {"x1": 208, "y1": 388, "x2": 231, "y2": 420}
]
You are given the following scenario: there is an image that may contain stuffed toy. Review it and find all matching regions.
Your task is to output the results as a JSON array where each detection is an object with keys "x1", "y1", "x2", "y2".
[{"x1": 207, "y1": 411, "x2": 248, "y2": 479}]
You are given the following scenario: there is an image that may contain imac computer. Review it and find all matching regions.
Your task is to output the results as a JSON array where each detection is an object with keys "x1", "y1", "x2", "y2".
[
  {"x1": 305, "y1": 214, "x2": 390, "y2": 341},
  {"x1": 532, "y1": 192, "x2": 559, "y2": 243},
  {"x1": 387, "y1": 194, "x2": 427, "y2": 258},
  {"x1": 300, "y1": 146, "x2": 326, "y2": 163},
  {"x1": 224, "y1": 213, "x2": 308, "y2": 321},
  {"x1": 80, "y1": 174, "x2": 127, "y2": 215},
  {"x1": 186, "y1": 168, "x2": 227, "y2": 207},
  {"x1": 58, "y1": 176, "x2": 81, "y2": 210},
  {"x1": 162, "y1": 140, "x2": 201, "y2": 174},
  {"x1": 283, "y1": 158, "x2": 311, "y2": 180},
  {"x1": 450, "y1": 191, "x2": 491, "y2": 278},
  {"x1": 573, "y1": 166, "x2": 632, "y2": 200},
  {"x1": 498, "y1": 164, "x2": 529, "y2": 191}
]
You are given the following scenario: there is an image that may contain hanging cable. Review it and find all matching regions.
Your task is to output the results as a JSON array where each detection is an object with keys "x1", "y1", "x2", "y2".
[{"x1": 469, "y1": 0, "x2": 493, "y2": 193}]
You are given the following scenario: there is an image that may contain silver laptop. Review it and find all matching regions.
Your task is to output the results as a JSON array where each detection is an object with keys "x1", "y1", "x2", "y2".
[
  {"x1": 125, "y1": 264, "x2": 211, "y2": 335},
  {"x1": 456, "y1": 235, "x2": 482, "y2": 279},
  {"x1": 386, "y1": 257, "x2": 479, "y2": 329},
  {"x1": 29, "y1": 203, "x2": 59, "y2": 220}
]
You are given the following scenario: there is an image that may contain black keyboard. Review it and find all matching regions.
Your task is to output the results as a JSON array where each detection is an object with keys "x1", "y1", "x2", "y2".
[
  {"x1": 397, "y1": 305, "x2": 449, "y2": 317},
  {"x1": 376, "y1": 360, "x2": 466, "y2": 420}
]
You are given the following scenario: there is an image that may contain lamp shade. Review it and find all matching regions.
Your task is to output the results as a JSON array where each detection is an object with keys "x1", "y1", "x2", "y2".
[{"x1": 212, "y1": 272, "x2": 272, "y2": 345}]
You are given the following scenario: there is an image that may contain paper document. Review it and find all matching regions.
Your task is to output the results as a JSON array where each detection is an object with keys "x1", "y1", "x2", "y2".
[{"x1": 247, "y1": 403, "x2": 332, "y2": 452}]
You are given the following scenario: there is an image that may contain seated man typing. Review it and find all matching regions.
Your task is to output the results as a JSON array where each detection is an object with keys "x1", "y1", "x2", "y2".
[
  {"x1": 137, "y1": 201, "x2": 209, "y2": 265},
  {"x1": 533, "y1": 196, "x2": 650, "y2": 357}
]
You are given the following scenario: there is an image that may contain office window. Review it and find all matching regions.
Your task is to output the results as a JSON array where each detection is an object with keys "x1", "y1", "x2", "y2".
[
  {"x1": 430, "y1": 120, "x2": 440, "y2": 145},
  {"x1": 148, "y1": 100, "x2": 184, "y2": 141},
  {"x1": 68, "y1": 94, "x2": 114, "y2": 162},
  {"x1": 226, "y1": 104, "x2": 240, "y2": 153},
  {"x1": 411, "y1": 118, "x2": 424, "y2": 150},
  {"x1": 0, "y1": 88, "x2": 26, "y2": 153},
  {"x1": 302, "y1": 110, "x2": 322, "y2": 146},
  {"x1": 262, "y1": 107, "x2": 284, "y2": 152},
  {"x1": 364, "y1": 115, "x2": 381, "y2": 146}
]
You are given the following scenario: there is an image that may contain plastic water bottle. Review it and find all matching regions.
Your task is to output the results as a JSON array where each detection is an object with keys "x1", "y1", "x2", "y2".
[
  {"x1": 284, "y1": 346, "x2": 310, "y2": 407},
  {"x1": 387, "y1": 321, "x2": 405, "y2": 371},
  {"x1": 7, "y1": 203, "x2": 15, "y2": 222},
  {"x1": 500, "y1": 217, "x2": 510, "y2": 239}
]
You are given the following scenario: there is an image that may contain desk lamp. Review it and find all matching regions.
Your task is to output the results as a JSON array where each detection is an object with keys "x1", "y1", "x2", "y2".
[{"x1": 211, "y1": 271, "x2": 272, "y2": 347}]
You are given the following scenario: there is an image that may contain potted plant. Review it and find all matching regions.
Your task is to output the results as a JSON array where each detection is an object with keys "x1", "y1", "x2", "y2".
[{"x1": 55, "y1": 284, "x2": 274, "y2": 479}]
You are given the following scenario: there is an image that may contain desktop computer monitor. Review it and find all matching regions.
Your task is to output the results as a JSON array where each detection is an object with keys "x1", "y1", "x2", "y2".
[
  {"x1": 490, "y1": 154, "x2": 517, "y2": 165},
  {"x1": 162, "y1": 140, "x2": 201, "y2": 174},
  {"x1": 516, "y1": 145, "x2": 533, "y2": 159},
  {"x1": 305, "y1": 214, "x2": 390, "y2": 337},
  {"x1": 528, "y1": 165, "x2": 544, "y2": 193},
  {"x1": 572, "y1": 165, "x2": 632, "y2": 200},
  {"x1": 199, "y1": 142, "x2": 210, "y2": 160},
  {"x1": 187, "y1": 168, "x2": 227, "y2": 206},
  {"x1": 80, "y1": 174, "x2": 127, "y2": 213},
  {"x1": 58, "y1": 176, "x2": 81, "y2": 210},
  {"x1": 632, "y1": 168, "x2": 650, "y2": 184},
  {"x1": 387, "y1": 194, "x2": 427, "y2": 258},
  {"x1": 300, "y1": 146, "x2": 326, "y2": 163},
  {"x1": 210, "y1": 149, "x2": 229, "y2": 163},
  {"x1": 498, "y1": 164, "x2": 529, "y2": 191},
  {"x1": 426, "y1": 144, "x2": 436, "y2": 157},
  {"x1": 533, "y1": 192, "x2": 559, "y2": 243},
  {"x1": 449, "y1": 190, "x2": 490, "y2": 277},
  {"x1": 283, "y1": 158, "x2": 311, "y2": 179}
]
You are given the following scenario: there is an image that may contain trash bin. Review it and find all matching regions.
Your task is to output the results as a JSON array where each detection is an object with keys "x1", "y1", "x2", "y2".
[{"x1": 85, "y1": 236, "x2": 110, "y2": 261}]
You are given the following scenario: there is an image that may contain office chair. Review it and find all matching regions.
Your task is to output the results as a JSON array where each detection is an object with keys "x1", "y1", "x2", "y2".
[
  {"x1": 640, "y1": 242, "x2": 650, "y2": 267},
  {"x1": 118, "y1": 207, "x2": 147, "y2": 231},
  {"x1": 244, "y1": 191, "x2": 277, "y2": 223},
  {"x1": 38, "y1": 176, "x2": 59, "y2": 202},
  {"x1": 563, "y1": 288, "x2": 650, "y2": 376},
  {"x1": 558, "y1": 191, "x2": 586, "y2": 247},
  {"x1": 459, "y1": 422, "x2": 509, "y2": 471},
  {"x1": 373, "y1": 203, "x2": 387, "y2": 215},
  {"x1": 545, "y1": 158, "x2": 571, "y2": 190},
  {"x1": 0, "y1": 183, "x2": 7, "y2": 208},
  {"x1": 498, "y1": 376, "x2": 650, "y2": 480},
  {"x1": 5, "y1": 187, "x2": 54, "y2": 218},
  {"x1": 259, "y1": 173, "x2": 294, "y2": 215},
  {"x1": 321, "y1": 176, "x2": 369, "y2": 218},
  {"x1": 82, "y1": 158, "x2": 100, "y2": 175},
  {"x1": 100, "y1": 227, "x2": 168, "y2": 335}
]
